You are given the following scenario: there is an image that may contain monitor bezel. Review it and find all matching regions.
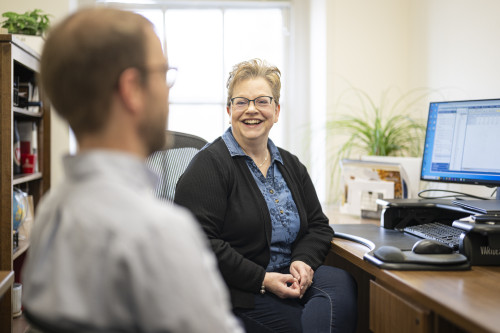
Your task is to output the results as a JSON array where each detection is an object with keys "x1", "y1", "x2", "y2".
[{"x1": 420, "y1": 98, "x2": 500, "y2": 188}]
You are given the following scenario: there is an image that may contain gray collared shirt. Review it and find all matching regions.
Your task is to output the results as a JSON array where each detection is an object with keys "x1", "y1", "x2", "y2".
[{"x1": 22, "y1": 150, "x2": 243, "y2": 332}]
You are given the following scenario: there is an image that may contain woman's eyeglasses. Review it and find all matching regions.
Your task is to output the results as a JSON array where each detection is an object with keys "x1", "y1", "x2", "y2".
[{"x1": 230, "y1": 96, "x2": 274, "y2": 112}]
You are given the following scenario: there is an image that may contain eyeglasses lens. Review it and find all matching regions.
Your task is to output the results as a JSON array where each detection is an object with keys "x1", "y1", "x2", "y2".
[{"x1": 232, "y1": 97, "x2": 272, "y2": 111}]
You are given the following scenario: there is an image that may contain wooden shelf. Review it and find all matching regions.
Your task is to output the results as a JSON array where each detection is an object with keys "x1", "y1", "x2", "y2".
[
  {"x1": 0, "y1": 271, "x2": 14, "y2": 299},
  {"x1": 13, "y1": 173, "x2": 43, "y2": 186},
  {"x1": 13, "y1": 238, "x2": 29, "y2": 261},
  {"x1": 13, "y1": 107, "x2": 43, "y2": 118},
  {"x1": 1, "y1": 34, "x2": 51, "y2": 331}
]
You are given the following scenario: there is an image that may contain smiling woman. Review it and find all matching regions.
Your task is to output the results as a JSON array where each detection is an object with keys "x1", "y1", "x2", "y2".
[{"x1": 174, "y1": 59, "x2": 358, "y2": 333}]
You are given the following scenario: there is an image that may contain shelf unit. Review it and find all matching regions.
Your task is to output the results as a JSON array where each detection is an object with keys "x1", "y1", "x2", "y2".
[{"x1": 0, "y1": 34, "x2": 51, "y2": 331}]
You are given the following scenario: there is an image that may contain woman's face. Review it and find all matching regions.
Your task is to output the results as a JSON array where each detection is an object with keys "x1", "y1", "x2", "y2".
[{"x1": 227, "y1": 77, "x2": 280, "y2": 147}]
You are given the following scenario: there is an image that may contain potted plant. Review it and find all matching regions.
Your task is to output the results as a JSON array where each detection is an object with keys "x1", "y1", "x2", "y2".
[
  {"x1": 1, "y1": 9, "x2": 51, "y2": 36},
  {"x1": 1, "y1": 9, "x2": 51, "y2": 54},
  {"x1": 326, "y1": 86, "x2": 438, "y2": 203}
]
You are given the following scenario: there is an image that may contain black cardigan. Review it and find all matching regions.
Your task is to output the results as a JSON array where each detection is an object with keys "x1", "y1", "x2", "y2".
[{"x1": 174, "y1": 137, "x2": 334, "y2": 309}]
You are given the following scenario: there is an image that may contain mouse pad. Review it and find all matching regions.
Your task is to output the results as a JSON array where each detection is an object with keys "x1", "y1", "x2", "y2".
[
  {"x1": 364, "y1": 250, "x2": 470, "y2": 271},
  {"x1": 373, "y1": 246, "x2": 467, "y2": 264}
]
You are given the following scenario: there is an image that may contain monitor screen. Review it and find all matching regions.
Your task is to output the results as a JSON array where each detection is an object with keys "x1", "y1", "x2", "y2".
[{"x1": 421, "y1": 99, "x2": 500, "y2": 187}]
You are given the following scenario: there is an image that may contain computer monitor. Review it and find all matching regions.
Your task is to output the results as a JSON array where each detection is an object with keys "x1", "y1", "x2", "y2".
[{"x1": 420, "y1": 98, "x2": 500, "y2": 213}]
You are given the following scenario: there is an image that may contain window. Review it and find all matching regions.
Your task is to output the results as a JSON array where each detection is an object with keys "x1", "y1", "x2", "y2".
[
  {"x1": 110, "y1": 2, "x2": 290, "y2": 145},
  {"x1": 97, "y1": 1, "x2": 329, "y2": 204}
]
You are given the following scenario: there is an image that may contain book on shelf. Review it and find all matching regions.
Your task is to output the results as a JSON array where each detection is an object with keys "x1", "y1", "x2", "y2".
[{"x1": 13, "y1": 120, "x2": 21, "y2": 175}]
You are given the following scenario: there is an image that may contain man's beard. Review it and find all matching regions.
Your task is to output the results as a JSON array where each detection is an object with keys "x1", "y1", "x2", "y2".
[{"x1": 140, "y1": 104, "x2": 168, "y2": 156}]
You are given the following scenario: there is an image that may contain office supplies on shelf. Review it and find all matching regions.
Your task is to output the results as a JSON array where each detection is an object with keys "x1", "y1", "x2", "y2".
[
  {"x1": 18, "y1": 121, "x2": 38, "y2": 174},
  {"x1": 1, "y1": 35, "x2": 52, "y2": 330},
  {"x1": 13, "y1": 120, "x2": 21, "y2": 175}
]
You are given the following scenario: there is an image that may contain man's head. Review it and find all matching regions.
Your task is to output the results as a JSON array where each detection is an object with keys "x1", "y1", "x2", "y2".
[{"x1": 41, "y1": 8, "x2": 170, "y2": 155}]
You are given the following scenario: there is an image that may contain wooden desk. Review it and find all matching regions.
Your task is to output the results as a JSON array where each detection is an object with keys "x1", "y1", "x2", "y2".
[{"x1": 326, "y1": 221, "x2": 500, "y2": 333}]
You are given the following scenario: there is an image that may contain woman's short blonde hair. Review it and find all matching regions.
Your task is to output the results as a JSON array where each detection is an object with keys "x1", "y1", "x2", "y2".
[{"x1": 226, "y1": 59, "x2": 281, "y2": 107}]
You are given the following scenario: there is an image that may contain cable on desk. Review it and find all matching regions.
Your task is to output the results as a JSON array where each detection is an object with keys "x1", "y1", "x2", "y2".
[
  {"x1": 334, "y1": 232, "x2": 376, "y2": 251},
  {"x1": 417, "y1": 188, "x2": 494, "y2": 200}
]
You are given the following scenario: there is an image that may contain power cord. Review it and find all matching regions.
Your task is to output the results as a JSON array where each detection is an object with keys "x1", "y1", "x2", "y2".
[{"x1": 417, "y1": 188, "x2": 495, "y2": 200}]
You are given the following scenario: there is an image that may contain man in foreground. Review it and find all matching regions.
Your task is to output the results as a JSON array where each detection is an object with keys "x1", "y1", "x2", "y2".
[{"x1": 22, "y1": 8, "x2": 242, "y2": 333}]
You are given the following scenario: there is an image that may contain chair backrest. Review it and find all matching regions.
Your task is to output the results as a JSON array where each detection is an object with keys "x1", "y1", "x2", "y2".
[{"x1": 146, "y1": 130, "x2": 208, "y2": 202}]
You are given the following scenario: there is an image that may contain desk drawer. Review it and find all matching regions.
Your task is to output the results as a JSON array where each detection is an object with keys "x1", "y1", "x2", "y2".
[{"x1": 370, "y1": 280, "x2": 430, "y2": 333}]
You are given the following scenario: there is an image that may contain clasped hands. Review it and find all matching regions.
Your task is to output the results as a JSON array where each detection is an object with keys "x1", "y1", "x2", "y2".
[{"x1": 262, "y1": 261, "x2": 313, "y2": 299}]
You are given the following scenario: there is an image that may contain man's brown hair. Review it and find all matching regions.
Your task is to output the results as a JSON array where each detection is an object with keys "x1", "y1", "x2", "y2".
[{"x1": 40, "y1": 8, "x2": 153, "y2": 138}]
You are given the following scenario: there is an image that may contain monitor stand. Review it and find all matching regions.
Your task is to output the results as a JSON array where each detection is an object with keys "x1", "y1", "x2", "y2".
[{"x1": 452, "y1": 187, "x2": 500, "y2": 214}]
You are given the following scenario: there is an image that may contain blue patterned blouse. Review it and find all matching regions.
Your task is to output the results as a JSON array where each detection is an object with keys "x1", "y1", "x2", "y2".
[{"x1": 222, "y1": 128, "x2": 300, "y2": 271}]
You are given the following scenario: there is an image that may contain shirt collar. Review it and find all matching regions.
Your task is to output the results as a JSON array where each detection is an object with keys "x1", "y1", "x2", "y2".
[
  {"x1": 63, "y1": 150, "x2": 158, "y2": 190},
  {"x1": 221, "y1": 127, "x2": 283, "y2": 165}
]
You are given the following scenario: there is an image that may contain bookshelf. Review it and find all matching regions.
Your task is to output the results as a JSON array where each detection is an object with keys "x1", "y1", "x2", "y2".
[{"x1": 0, "y1": 34, "x2": 51, "y2": 331}]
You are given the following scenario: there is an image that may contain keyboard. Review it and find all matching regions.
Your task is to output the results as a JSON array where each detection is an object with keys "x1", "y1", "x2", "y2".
[{"x1": 403, "y1": 222, "x2": 464, "y2": 250}]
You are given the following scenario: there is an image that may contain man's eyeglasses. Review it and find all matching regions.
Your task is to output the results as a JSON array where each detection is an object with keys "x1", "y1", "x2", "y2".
[
  {"x1": 230, "y1": 96, "x2": 274, "y2": 112},
  {"x1": 165, "y1": 66, "x2": 177, "y2": 87},
  {"x1": 141, "y1": 65, "x2": 178, "y2": 87}
]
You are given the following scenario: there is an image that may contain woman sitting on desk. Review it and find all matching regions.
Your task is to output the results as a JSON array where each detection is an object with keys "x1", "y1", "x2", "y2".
[{"x1": 174, "y1": 59, "x2": 357, "y2": 333}]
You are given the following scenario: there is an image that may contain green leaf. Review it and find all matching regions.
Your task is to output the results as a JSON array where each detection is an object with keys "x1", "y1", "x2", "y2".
[{"x1": 1, "y1": 9, "x2": 51, "y2": 35}]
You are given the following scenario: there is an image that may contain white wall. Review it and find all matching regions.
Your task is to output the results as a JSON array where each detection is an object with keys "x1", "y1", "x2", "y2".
[
  {"x1": 0, "y1": 0, "x2": 74, "y2": 187},
  {"x1": 414, "y1": 0, "x2": 500, "y2": 100},
  {"x1": 324, "y1": 0, "x2": 500, "y2": 202},
  {"x1": 327, "y1": 0, "x2": 412, "y2": 99},
  {"x1": 410, "y1": 0, "x2": 500, "y2": 198}
]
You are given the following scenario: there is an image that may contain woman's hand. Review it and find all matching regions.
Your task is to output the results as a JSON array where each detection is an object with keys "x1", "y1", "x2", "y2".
[
  {"x1": 290, "y1": 261, "x2": 314, "y2": 298},
  {"x1": 263, "y1": 272, "x2": 301, "y2": 299}
]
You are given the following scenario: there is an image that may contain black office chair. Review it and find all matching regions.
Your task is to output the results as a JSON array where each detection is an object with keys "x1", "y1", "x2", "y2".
[{"x1": 146, "y1": 130, "x2": 208, "y2": 202}]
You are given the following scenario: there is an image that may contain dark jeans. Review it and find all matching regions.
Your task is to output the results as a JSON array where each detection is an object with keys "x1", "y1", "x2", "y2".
[{"x1": 234, "y1": 265, "x2": 357, "y2": 333}]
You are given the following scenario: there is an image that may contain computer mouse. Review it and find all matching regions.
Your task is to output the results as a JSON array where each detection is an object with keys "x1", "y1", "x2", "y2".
[
  {"x1": 373, "y1": 246, "x2": 405, "y2": 263},
  {"x1": 412, "y1": 239, "x2": 454, "y2": 254}
]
